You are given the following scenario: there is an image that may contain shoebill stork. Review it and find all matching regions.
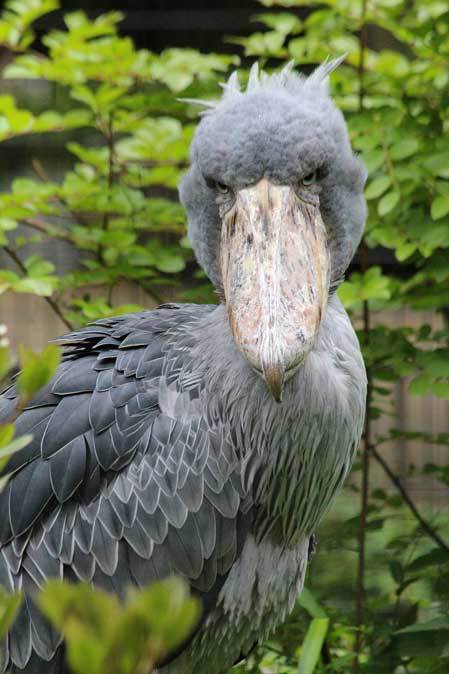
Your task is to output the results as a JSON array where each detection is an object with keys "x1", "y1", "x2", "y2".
[{"x1": 0, "y1": 59, "x2": 367, "y2": 673}]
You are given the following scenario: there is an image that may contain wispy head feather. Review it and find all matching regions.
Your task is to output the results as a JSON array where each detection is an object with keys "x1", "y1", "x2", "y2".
[{"x1": 178, "y1": 56, "x2": 346, "y2": 115}]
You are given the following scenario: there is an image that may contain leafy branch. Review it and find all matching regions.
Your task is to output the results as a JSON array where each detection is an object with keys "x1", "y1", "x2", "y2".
[{"x1": 3, "y1": 246, "x2": 73, "y2": 330}]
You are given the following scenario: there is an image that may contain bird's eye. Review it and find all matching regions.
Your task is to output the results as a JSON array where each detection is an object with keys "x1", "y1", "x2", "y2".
[
  {"x1": 302, "y1": 171, "x2": 317, "y2": 187},
  {"x1": 216, "y1": 181, "x2": 230, "y2": 195},
  {"x1": 205, "y1": 176, "x2": 231, "y2": 195}
]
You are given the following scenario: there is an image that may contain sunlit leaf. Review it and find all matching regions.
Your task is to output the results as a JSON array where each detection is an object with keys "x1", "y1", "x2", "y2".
[
  {"x1": 297, "y1": 617, "x2": 329, "y2": 674},
  {"x1": 17, "y1": 344, "x2": 60, "y2": 405}
]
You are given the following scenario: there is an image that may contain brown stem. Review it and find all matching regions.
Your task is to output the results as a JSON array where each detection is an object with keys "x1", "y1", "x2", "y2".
[
  {"x1": 3, "y1": 247, "x2": 73, "y2": 331},
  {"x1": 353, "y1": 246, "x2": 371, "y2": 674},
  {"x1": 119, "y1": 158, "x2": 189, "y2": 168},
  {"x1": 42, "y1": 297, "x2": 73, "y2": 332},
  {"x1": 381, "y1": 138, "x2": 401, "y2": 193},
  {"x1": 353, "y1": 3, "x2": 368, "y2": 663},
  {"x1": 21, "y1": 217, "x2": 73, "y2": 243},
  {"x1": 137, "y1": 282, "x2": 164, "y2": 307},
  {"x1": 107, "y1": 113, "x2": 115, "y2": 192},
  {"x1": 31, "y1": 159, "x2": 51, "y2": 182},
  {"x1": 98, "y1": 112, "x2": 115, "y2": 266},
  {"x1": 372, "y1": 446, "x2": 449, "y2": 555},
  {"x1": 357, "y1": 3, "x2": 368, "y2": 111},
  {"x1": 31, "y1": 159, "x2": 95, "y2": 233}
]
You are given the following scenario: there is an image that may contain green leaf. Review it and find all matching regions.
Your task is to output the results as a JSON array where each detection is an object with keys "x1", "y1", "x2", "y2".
[
  {"x1": 156, "y1": 256, "x2": 185, "y2": 274},
  {"x1": 389, "y1": 138, "x2": 419, "y2": 160},
  {"x1": 23, "y1": 255, "x2": 55, "y2": 277},
  {"x1": 0, "y1": 433, "x2": 33, "y2": 472},
  {"x1": 0, "y1": 424, "x2": 14, "y2": 448},
  {"x1": 396, "y1": 618, "x2": 449, "y2": 635},
  {"x1": 409, "y1": 373, "x2": 433, "y2": 395},
  {"x1": 363, "y1": 149, "x2": 385, "y2": 175},
  {"x1": 127, "y1": 577, "x2": 200, "y2": 654},
  {"x1": 0, "y1": 588, "x2": 22, "y2": 640},
  {"x1": 365, "y1": 175, "x2": 391, "y2": 200},
  {"x1": 0, "y1": 346, "x2": 10, "y2": 381},
  {"x1": 378, "y1": 190, "x2": 400, "y2": 216},
  {"x1": 395, "y1": 242, "x2": 416, "y2": 261},
  {"x1": 432, "y1": 381, "x2": 449, "y2": 399},
  {"x1": 39, "y1": 577, "x2": 200, "y2": 674},
  {"x1": 0, "y1": 217, "x2": 17, "y2": 233},
  {"x1": 297, "y1": 617, "x2": 330, "y2": 674},
  {"x1": 408, "y1": 548, "x2": 449, "y2": 571},
  {"x1": 298, "y1": 588, "x2": 328, "y2": 619},
  {"x1": 424, "y1": 152, "x2": 449, "y2": 178},
  {"x1": 389, "y1": 560, "x2": 404, "y2": 584},
  {"x1": 254, "y1": 12, "x2": 302, "y2": 35},
  {"x1": 431, "y1": 195, "x2": 449, "y2": 220},
  {"x1": 14, "y1": 277, "x2": 57, "y2": 296},
  {"x1": 17, "y1": 344, "x2": 61, "y2": 405},
  {"x1": 338, "y1": 267, "x2": 392, "y2": 307}
]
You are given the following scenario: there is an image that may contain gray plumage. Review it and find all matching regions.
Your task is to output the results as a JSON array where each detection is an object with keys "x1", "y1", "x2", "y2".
[{"x1": 0, "y1": 60, "x2": 367, "y2": 674}]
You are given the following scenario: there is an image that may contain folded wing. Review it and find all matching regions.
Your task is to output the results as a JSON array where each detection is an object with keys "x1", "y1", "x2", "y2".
[{"x1": 0, "y1": 305, "x2": 253, "y2": 672}]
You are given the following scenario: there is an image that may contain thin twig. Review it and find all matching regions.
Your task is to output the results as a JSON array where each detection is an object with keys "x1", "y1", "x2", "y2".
[
  {"x1": 353, "y1": 5, "x2": 368, "y2": 668},
  {"x1": 381, "y1": 137, "x2": 401, "y2": 193},
  {"x1": 3, "y1": 247, "x2": 73, "y2": 331},
  {"x1": 20, "y1": 217, "x2": 73, "y2": 243},
  {"x1": 118, "y1": 158, "x2": 189, "y2": 168},
  {"x1": 98, "y1": 111, "x2": 115, "y2": 267},
  {"x1": 31, "y1": 159, "x2": 94, "y2": 231},
  {"x1": 42, "y1": 297, "x2": 73, "y2": 332},
  {"x1": 372, "y1": 446, "x2": 449, "y2": 555},
  {"x1": 136, "y1": 282, "x2": 164, "y2": 307},
  {"x1": 353, "y1": 248, "x2": 371, "y2": 674},
  {"x1": 31, "y1": 159, "x2": 51, "y2": 182}
]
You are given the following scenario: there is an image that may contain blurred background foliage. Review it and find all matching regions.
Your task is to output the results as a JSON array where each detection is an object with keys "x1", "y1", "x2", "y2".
[{"x1": 0, "y1": 0, "x2": 449, "y2": 672}]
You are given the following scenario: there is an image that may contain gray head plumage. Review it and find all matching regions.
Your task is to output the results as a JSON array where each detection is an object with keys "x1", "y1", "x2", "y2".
[
  {"x1": 179, "y1": 58, "x2": 367, "y2": 399},
  {"x1": 180, "y1": 58, "x2": 366, "y2": 286}
]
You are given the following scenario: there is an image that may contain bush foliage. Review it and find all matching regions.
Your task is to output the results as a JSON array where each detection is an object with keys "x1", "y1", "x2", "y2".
[{"x1": 0, "y1": 0, "x2": 449, "y2": 673}]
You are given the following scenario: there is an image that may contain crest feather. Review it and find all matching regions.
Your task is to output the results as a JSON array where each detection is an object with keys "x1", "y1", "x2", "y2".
[
  {"x1": 179, "y1": 56, "x2": 346, "y2": 115},
  {"x1": 220, "y1": 70, "x2": 240, "y2": 93},
  {"x1": 304, "y1": 54, "x2": 347, "y2": 95},
  {"x1": 247, "y1": 62, "x2": 260, "y2": 91}
]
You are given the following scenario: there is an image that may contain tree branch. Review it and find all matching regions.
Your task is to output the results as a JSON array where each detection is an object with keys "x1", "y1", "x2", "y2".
[
  {"x1": 98, "y1": 111, "x2": 115, "y2": 268},
  {"x1": 20, "y1": 217, "x2": 74, "y2": 243},
  {"x1": 3, "y1": 247, "x2": 73, "y2": 331},
  {"x1": 136, "y1": 281, "x2": 164, "y2": 307},
  {"x1": 353, "y1": 244, "x2": 371, "y2": 674},
  {"x1": 353, "y1": 3, "x2": 368, "y2": 670},
  {"x1": 371, "y1": 445, "x2": 449, "y2": 555}
]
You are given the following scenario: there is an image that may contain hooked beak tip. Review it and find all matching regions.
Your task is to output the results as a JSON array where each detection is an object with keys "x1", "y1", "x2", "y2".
[{"x1": 263, "y1": 364, "x2": 285, "y2": 403}]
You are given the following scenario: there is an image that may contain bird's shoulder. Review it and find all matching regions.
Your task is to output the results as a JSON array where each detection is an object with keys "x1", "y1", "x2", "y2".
[
  {"x1": 0, "y1": 300, "x2": 250, "y2": 557},
  {"x1": 0, "y1": 303, "x2": 254, "y2": 670}
]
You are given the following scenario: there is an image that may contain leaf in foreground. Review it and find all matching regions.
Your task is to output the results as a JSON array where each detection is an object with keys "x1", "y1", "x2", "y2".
[
  {"x1": 297, "y1": 617, "x2": 329, "y2": 674},
  {"x1": 39, "y1": 577, "x2": 200, "y2": 674},
  {"x1": 0, "y1": 587, "x2": 22, "y2": 640},
  {"x1": 17, "y1": 344, "x2": 60, "y2": 406}
]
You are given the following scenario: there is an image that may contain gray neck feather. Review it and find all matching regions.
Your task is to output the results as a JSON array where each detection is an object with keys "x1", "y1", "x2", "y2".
[{"x1": 172, "y1": 296, "x2": 366, "y2": 545}]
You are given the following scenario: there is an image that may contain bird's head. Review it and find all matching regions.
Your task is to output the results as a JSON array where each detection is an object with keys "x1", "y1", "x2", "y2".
[{"x1": 179, "y1": 59, "x2": 367, "y2": 401}]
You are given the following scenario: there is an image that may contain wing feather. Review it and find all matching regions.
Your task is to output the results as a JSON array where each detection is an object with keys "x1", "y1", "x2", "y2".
[{"x1": 0, "y1": 305, "x2": 254, "y2": 673}]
